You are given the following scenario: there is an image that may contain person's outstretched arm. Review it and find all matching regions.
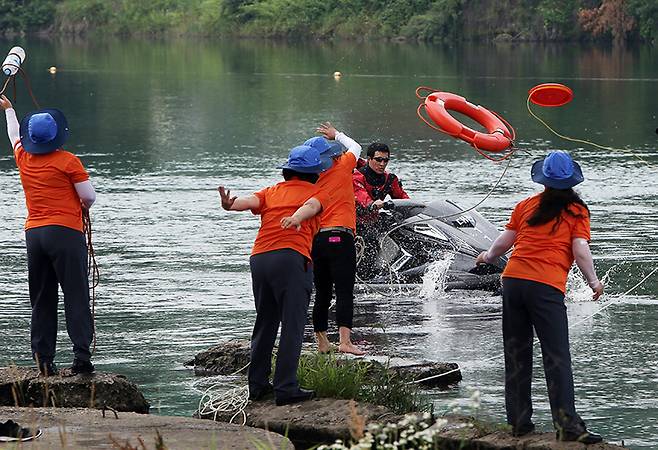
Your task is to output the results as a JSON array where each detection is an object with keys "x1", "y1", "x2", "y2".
[
  {"x1": 0, "y1": 95, "x2": 20, "y2": 150},
  {"x1": 573, "y1": 237, "x2": 604, "y2": 300},
  {"x1": 476, "y1": 229, "x2": 516, "y2": 264},
  {"x1": 218, "y1": 186, "x2": 260, "y2": 212},
  {"x1": 316, "y1": 122, "x2": 362, "y2": 159}
]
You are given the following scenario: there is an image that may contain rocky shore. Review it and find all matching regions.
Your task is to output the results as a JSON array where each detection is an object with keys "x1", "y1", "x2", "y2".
[
  {"x1": 0, "y1": 345, "x2": 629, "y2": 449},
  {"x1": 186, "y1": 340, "x2": 462, "y2": 387},
  {"x1": 0, "y1": 406, "x2": 292, "y2": 449},
  {"x1": 199, "y1": 398, "x2": 627, "y2": 450},
  {"x1": 0, "y1": 366, "x2": 149, "y2": 413}
]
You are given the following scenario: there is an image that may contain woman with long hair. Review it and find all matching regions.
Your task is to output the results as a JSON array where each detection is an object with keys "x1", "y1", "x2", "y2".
[{"x1": 476, "y1": 151, "x2": 604, "y2": 443}]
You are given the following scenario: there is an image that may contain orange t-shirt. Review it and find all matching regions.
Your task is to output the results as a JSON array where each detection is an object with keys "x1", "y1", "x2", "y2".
[
  {"x1": 251, "y1": 180, "x2": 329, "y2": 260},
  {"x1": 502, "y1": 194, "x2": 591, "y2": 293},
  {"x1": 316, "y1": 152, "x2": 357, "y2": 232},
  {"x1": 14, "y1": 143, "x2": 89, "y2": 232}
]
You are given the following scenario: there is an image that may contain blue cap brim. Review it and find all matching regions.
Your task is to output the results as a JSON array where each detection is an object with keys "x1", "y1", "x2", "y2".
[
  {"x1": 531, "y1": 159, "x2": 584, "y2": 189},
  {"x1": 321, "y1": 142, "x2": 345, "y2": 158},
  {"x1": 277, "y1": 162, "x2": 325, "y2": 173},
  {"x1": 19, "y1": 108, "x2": 69, "y2": 154}
]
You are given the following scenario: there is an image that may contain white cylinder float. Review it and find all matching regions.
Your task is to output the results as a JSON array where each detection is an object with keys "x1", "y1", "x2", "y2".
[{"x1": 2, "y1": 47, "x2": 26, "y2": 76}]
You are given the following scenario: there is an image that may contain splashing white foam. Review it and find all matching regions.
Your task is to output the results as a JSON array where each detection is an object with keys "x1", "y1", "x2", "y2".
[
  {"x1": 566, "y1": 265, "x2": 614, "y2": 303},
  {"x1": 419, "y1": 254, "x2": 454, "y2": 299}
]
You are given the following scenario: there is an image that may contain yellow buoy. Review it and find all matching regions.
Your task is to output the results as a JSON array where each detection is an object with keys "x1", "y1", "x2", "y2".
[
  {"x1": 333, "y1": 71, "x2": 342, "y2": 80},
  {"x1": 48, "y1": 66, "x2": 57, "y2": 74}
]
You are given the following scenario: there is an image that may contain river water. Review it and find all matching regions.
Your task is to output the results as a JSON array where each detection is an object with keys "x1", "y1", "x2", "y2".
[{"x1": 0, "y1": 38, "x2": 656, "y2": 448}]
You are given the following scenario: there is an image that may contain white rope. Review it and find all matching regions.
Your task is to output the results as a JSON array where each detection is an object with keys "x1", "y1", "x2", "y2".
[
  {"x1": 411, "y1": 266, "x2": 658, "y2": 385},
  {"x1": 197, "y1": 383, "x2": 250, "y2": 425}
]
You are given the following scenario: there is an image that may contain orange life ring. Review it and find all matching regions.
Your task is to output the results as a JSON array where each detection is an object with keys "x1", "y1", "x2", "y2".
[{"x1": 423, "y1": 92, "x2": 513, "y2": 153}]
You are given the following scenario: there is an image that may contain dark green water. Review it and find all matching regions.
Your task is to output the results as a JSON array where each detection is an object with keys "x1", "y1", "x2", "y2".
[{"x1": 0, "y1": 38, "x2": 656, "y2": 448}]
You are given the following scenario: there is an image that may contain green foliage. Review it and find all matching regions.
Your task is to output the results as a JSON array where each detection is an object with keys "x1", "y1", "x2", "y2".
[
  {"x1": 401, "y1": 0, "x2": 464, "y2": 41},
  {"x1": 537, "y1": 0, "x2": 578, "y2": 37},
  {"x1": 297, "y1": 353, "x2": 370, "y2": 399},
  {"x1": 1, "y1": 0, "x2": 654, "y2": 42},
  {"x1": 297, "y1": 353, "x2": 432, "y2": 414},
  {"x1": 627, "y1": 0, "x2": 657, "y2": 41},
  {"x1": 0, "y1": 0, "x2": 57, "y2": 32}
]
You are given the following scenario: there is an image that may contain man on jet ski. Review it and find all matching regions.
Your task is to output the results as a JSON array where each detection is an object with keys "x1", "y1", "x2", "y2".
[{"x1": 353, "y1": 143, "x2": 409, "y2": 278}]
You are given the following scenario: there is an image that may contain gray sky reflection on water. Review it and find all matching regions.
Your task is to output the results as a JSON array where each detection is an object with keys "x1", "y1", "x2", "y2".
[{"x1": 0, "y1": 38, "x2": 656, "y2": 448}]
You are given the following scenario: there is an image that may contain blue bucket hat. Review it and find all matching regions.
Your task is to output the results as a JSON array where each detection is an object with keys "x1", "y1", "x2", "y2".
[
  {"x1": 19, "y1": 109, "x2": 69, "y2": 155},
  {"x1": 531, "y1": 150, "x2": 584, "y2": 189},
  {"x1": 304, "y1": 136, "x2": 345, "y2": 158},
  {"x1": 278, "y1": 145, "x2": 331, "y2": 173}
]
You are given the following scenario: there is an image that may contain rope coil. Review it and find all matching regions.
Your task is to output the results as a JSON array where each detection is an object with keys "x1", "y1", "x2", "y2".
[{"x1": 197, "y1": 384, "x2": 250, "y2": 425}]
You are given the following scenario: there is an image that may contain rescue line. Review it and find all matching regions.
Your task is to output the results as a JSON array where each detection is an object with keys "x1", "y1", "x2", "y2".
[
  {"x1": 416, "y1": 87, "x2": 515, "y2": 160},
  {"x1": 526, "y1": 82, "x2": 649, "y2": 166}
]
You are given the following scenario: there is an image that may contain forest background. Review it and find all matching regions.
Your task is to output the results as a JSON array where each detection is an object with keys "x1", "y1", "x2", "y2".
[{"x1": 0, "y1": 0, "x2": 655, "y2": 43}]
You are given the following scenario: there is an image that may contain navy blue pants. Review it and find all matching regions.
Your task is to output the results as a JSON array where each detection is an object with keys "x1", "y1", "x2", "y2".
[
  {"x1": 26, "y1": 225, "x2": 93, "y2": 364},
  {"x1": 248, "y1": 249, "x2": 313, "y2": 397},
  {"x1": 502, "y1": 277, "x2": 585, "y2": 433},
  {"x1": 311, "y1": 230, "x2": 356, "y2": 331}
]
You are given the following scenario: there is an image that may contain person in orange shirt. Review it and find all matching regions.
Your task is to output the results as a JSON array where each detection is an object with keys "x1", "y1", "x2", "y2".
[
  {"x1": 219, "y1": 144, "x2": 331, "y2": 406},
  {"x1": 1, "y1": 95, "x2": 96, "y2": 377},
  {"x1": 476, "y1": 151, "x2": 604, "y2": 444},
  {"x1": 305, "y1": 123, "x2": 365, "y2": 355}
]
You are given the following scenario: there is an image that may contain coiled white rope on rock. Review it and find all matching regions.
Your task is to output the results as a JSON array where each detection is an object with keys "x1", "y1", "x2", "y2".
[{"x1": 197, "y1": 383, "x2": 250, "y2": 425}]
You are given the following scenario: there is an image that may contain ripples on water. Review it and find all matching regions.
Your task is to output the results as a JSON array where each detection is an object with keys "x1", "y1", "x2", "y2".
[{"x1": 0, "y1": 39, "x2": 656, "y2": 448}]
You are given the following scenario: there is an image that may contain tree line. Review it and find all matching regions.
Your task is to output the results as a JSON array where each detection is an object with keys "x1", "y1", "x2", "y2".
[{"x1": 1, "y1": 0, "x2": 655, "y2": 43}]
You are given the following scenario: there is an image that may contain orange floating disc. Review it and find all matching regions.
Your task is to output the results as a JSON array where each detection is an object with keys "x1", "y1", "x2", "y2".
[{"x1": 528, "y1": 83, "x2": 573, "y2": 107}]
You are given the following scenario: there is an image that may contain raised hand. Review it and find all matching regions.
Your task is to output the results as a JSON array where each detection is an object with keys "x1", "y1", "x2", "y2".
[
  {"x1": 316, "y1": 122, "x2": 337, "y2": 140},
  {"x1": 218, "y1": 186, "x2": 237, "y2": 211},
  {"x1": 0, "y1": 95, "x2": 13, "y2": 110}
]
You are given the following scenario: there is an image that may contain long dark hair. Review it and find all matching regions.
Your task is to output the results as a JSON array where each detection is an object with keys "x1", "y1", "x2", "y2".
[
  {"x1": 282, "y1": 169, "x2": 319, "y2": 184},
  {"x1": 527, "y1": 187, "x2": 589, "y2": 232}
]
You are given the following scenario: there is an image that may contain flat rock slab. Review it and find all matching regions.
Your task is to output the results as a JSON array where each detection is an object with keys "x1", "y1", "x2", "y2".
[
  {"x1": 188, "y1": 340, "x2": 461, "y2": 387},
  {"x1": 0, "y1": 406, "x2": 292, "y2": 450},
  {"x1": 0, "y1": 366, "x2": 149, "y2": 413},
  {"x1": 203, "y1": 397, "x2": 401, "y2": 449},
  {"x1": 431, "y1": 416, "x2": 627, "y2": 450}
]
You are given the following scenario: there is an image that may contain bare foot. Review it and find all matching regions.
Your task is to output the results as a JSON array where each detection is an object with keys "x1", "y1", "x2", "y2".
[
  {"x1": 338, "y1": 342, "x2": 366, "y2": 356},
  {"x1": 316, "y1": 332, "x2": 334, "y2": 354}
]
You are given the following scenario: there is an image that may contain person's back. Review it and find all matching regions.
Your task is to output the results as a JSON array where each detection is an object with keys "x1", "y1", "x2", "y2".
[
  {"x1": 251, "y1": 180, "x2": 324, "y2": 260},
  {"x1": 16, "y1": 148, "x2": 88, "y2": 232},
  {"x1": 304, "y1": 123, "x2": 365, "y2": 356},
  {"x1": 219, "y1": 144, "x2": 331, "y2": 406},
  {"x1": 476, "y1": 151, "x2": 604, "y2": 444},
  {"x1": 316, "y1": 151, "x2": 357, "y2": 232},
  {"x1": 503, "y1": 193, "x2": 590, "y2": 293},
  {"x1": 1, "y1": 95, "x2": 96, "y2": 377}
]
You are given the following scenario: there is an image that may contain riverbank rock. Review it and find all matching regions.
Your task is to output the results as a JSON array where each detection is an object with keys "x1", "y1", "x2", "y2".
[
  {"x1": 431, "y1": 415, "x2": 627, "y2": 450},
  {"x1": 0, "y1": 366, "x2": 149, "y2": 413},
  {"x1": 0, "y1": 406, "x2": 291, "y2": 450},
  {"x1": 186, "y1": 340, "x2": 251, "y2": 376},
  {"x1": 205, "y1": 402, "x2": 626, "y2": 450},
  {"x1": 200, "y1": 397, "x2": 401, "y2": 449},
  {"x1": 188, "y1": 340, "x2": 461, "y2": 387}
]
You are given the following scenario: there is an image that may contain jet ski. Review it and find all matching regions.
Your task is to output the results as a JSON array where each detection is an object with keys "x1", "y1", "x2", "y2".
[{"x1": 355, "y1": 199, "x2": 507, "y2": 291}]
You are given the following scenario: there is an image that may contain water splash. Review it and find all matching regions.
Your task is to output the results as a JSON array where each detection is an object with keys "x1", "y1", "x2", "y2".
[
  {"x1": 419, "y1": 254, "x2": 454, "y2": 299},
  {"x1": 566, "y1": 265, "x2": 614, "y2": 303}
]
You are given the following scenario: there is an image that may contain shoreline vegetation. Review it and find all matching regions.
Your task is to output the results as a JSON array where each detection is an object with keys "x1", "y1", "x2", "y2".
[{"x1": 0, "y1": 0, "x2": 655, "y2": 44}]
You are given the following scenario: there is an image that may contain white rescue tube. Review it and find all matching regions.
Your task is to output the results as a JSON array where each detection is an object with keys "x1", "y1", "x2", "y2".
[{"x1": 2, "y1": 47, "x2": 26, "y2": 76}]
